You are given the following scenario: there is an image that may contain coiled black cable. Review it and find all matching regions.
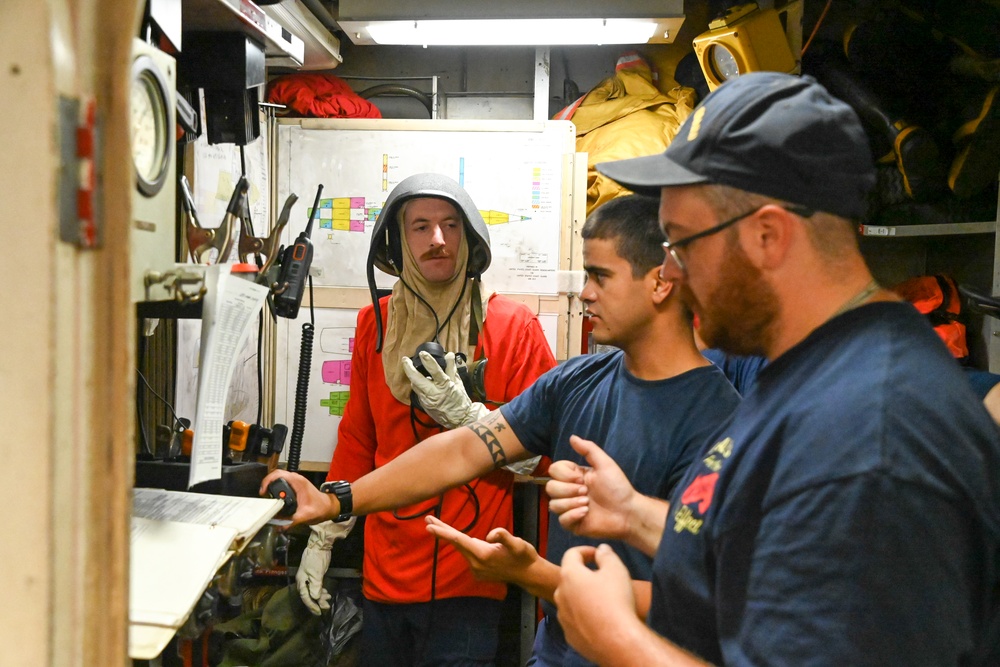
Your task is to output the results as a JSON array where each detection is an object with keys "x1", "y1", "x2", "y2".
[{"x1": 286, "y1": 322, "x2": 313, "y2": 473}]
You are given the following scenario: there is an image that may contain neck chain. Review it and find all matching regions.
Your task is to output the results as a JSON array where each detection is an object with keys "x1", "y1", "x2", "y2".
[{"x1": 832, "y1": 279, "x2": 881, "y2": 318}]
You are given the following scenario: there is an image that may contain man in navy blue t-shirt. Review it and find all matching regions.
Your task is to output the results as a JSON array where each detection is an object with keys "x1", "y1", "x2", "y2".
[
  {"x1": 548, "y1": 72, "x2": 1000, "y2": 666},
  {"x1": 423, "y1": 194, "x2": 741, "y2": 667},
  {"x1": 699, "y1": 347, "x2": 766, "y2": 396}
]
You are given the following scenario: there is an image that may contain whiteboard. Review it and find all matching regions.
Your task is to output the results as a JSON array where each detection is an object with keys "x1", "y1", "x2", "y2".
[
  {"x1": 272, "y1": 119, "x2": 577, "y2": 466},
  {"x1": 274, "y1": 119, "x2": 576, "y2": 295},
  {"x1": 275, "y1": 307, "x2": 359, "y2": 467}
]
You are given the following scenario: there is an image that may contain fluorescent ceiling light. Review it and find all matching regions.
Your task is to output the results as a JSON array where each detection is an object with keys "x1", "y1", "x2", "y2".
[{"x1": 342, "y1": 18, "x2": 682, "y2": 46}]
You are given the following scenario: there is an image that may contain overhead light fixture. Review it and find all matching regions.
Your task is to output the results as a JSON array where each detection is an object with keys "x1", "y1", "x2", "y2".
[
  {"x1": 692, "y1": 2, "x2": 802, "y2": 91},
  {"x1": 338, "y1": 0, "x2": 684, "y2": 46},
  {"x1": 356, "y1": 19, "x2": 673, "y2": 46}
]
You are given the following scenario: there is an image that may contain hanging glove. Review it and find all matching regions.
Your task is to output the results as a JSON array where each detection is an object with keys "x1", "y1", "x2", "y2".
[
  {"x1": 401, "y1": 351, "x2": 541, "y2": 475},
  {"x1": 403, "y1": 351, "x2": 490, "y2": 429},
  {"x1": 296, "y1": 517, "x2": 356, "y2": 615}
]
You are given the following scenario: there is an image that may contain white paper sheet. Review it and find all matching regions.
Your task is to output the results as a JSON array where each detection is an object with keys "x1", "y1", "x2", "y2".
[
  {"x1": 189, "y1": 265, "x2": 271, "y2": 488},
  {"x1": 129, "y1": 516, "x2": 235, "y2": 626}
]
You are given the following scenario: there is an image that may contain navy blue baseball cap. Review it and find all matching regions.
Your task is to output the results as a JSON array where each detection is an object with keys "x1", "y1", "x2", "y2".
[{"x1": 596, "y1": 72, "x2": 876, "y2": 220}]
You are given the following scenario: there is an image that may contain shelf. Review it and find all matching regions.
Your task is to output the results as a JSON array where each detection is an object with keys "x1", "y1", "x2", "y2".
[
  {"x1": 859, "y1": 221, "x2": 998, "y2": 238},
  {"x1": 136, "y1": 300, "x2": 203, "y2": 320},
  {"x1": 182, "y1": 0, "x2": 305, "y2": 66}
]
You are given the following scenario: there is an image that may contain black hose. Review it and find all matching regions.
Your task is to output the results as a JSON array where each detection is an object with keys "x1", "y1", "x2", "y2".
[
  {"x1": 357, "y1": 84, "x2": 433, "y2": 118},
  {"x1": 287, "y1": 322, "x2": 314, "y2": 472},
  {"x1": 960, "y1": 285, "x2": 1000, "y2": 320}
]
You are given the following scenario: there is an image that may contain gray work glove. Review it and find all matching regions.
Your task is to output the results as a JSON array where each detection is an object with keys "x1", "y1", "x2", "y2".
[
  {"x1": 401, "y1": 351, "x2": 541, "y2": 476},
  {"x1": 403, "y1": 351, "x2": 490, "y2": 429},
  {"x1": 296, "y1": 517, "x2": 356, "y2": 615}
]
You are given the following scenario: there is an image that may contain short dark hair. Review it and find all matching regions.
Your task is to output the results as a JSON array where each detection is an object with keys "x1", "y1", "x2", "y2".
[{"x1": 582, "y1": 195, "x2": 665, "y2": 278}]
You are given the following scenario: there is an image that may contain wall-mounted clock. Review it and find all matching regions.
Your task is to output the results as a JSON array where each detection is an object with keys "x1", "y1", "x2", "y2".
[
  {"x1": 130, "y1": 52, "x2": 172, "y2": 197},
  {"x1": 130, "y1": 39, "x2": 177, "y2": 303}
]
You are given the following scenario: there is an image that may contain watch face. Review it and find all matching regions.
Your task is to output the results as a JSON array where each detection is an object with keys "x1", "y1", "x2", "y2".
[{"x1": 130, "y1": 55, "x2": 171, "y2": 197}]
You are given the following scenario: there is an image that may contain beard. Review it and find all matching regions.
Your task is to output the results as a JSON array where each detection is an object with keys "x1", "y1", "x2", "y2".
[{"x1": 685, "y1": 238, "x2": 779, "y2": 357}]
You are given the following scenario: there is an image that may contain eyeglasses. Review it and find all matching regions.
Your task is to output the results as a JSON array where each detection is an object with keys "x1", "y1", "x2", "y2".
[{"x1": 661, "y1": 204, "x2": 814, "y2": 275}]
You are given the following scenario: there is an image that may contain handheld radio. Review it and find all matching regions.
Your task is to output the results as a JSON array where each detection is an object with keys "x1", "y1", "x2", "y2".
[
  {"x1": 409, "y1": 341, "x2": 448, "y2": 413},
  {"x1": 273, "y1": 184, "x2": 323, "y2": 319}
]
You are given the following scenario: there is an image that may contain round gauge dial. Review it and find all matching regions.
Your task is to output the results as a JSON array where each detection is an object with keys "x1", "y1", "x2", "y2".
[
  {"x1": 709, "y1": 44, "x2": 741, "y2": 82},
  {"x1": 130, "y1": 54, "x2": 171, "y2": 197}
]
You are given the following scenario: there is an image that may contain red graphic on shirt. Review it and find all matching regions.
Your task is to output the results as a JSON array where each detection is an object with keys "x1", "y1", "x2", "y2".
[{"x1": 680, "y1": 473, "x2": 719, "y2": 514}]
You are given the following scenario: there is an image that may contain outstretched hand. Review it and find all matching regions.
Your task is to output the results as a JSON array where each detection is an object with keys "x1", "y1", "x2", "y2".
[
  {"x1": 546, "y1": 435, "x2": 637, "y2": 540},
  {"x1": 259, "y1": 470, "x2": 335, "y2": 526},
  {"x1": 555, "y1": 544, "x2": 639, "y2": 664},
  {"x1": 425, "y1": 515, "x2": 539, "y2": 584}
]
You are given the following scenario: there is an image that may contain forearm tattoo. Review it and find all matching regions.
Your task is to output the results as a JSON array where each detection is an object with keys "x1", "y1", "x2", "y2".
[{"x1": 467, "y1": 412, "x2": 508, "y2": 469}]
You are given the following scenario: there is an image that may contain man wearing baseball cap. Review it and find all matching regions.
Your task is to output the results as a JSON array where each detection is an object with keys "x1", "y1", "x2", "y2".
[{"x1": 547, "y1": 72, "x2": 1000, "y2": 665}]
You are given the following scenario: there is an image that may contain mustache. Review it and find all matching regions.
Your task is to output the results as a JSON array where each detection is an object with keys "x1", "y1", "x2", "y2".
[{"x1": 419, "y1": 249, "x2": 453, "y2": 261}]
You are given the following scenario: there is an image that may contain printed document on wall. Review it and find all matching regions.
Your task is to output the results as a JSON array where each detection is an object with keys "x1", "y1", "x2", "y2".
[{"x1": 189, "y1": 265, "x2": 270, "y2": 488}]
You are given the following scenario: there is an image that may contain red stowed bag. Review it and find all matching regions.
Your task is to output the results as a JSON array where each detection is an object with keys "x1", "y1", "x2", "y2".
[
  {"x1": 892, "y1": 274, "x2": 968, "y2": 359},
  {"x1": 266, "y1": 73, "x2": 382, "y2": 119}
]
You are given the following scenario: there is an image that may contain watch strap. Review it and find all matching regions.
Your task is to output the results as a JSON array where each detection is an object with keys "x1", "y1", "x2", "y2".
[{"x1": 320, "y1": 480, "x2": 353, "y2": 522}]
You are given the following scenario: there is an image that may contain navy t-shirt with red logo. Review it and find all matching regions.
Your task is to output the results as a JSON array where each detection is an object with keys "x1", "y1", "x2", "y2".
[
  {"x1": 650, "y1": 302, "x2": 1000, "y2": 665},
  {"x1": 501, "y1": 349, "x2": 741, "y2": 583}
]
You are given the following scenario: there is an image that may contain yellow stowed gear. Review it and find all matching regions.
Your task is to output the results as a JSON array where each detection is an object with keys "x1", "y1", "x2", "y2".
[{"x1": 556, "y1": 53, "x2": 696, "y2": 215}]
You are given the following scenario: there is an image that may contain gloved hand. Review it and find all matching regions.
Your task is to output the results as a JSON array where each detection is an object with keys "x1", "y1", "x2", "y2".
[
  {"x1": 402, "y1": 351, "x2": 541, "y2": 475},
  {"x1": 296, "y1": 517, "x2": 356, "y2": 615},
  {"x1": 402, "y1": 351, "x2": 490, "y2": 429}
]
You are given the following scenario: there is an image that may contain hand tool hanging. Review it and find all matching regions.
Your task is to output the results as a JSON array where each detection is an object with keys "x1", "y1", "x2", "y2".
[
  {"x1": 180, "y1": 175, "x2": 247, "y2": 264},
  {"x1": 238, "y1": 191, "x2": 299, "y2": 282}
]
